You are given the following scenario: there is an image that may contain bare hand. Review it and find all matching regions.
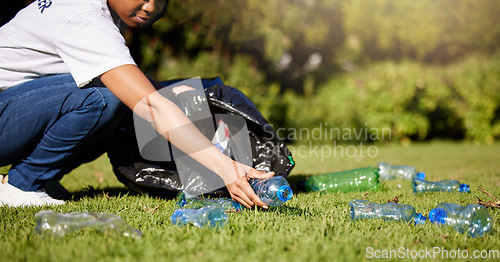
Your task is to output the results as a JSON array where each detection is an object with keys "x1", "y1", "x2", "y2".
[{"x1": 224, "y1": 161, "x2": 274, "y2": 209}]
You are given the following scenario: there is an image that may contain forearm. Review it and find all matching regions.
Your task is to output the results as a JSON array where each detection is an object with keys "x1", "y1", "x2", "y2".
[
  {"x1": 138, "y1": 92, "x2": 236, "y2": 177},
  {"x1": 100, "y1": 65, "x2": 238, "y2": 181}
]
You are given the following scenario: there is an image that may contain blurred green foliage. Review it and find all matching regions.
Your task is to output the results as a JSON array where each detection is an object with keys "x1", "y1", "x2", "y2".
[
  {"x1": 4, "y1": 0, "x2": 500, "y2": 143},
  {"x1": 285, "y1": 52, "x2": 500, "y2": 144},
  {"x1": 137, "y1": 0, "x2": 500, "y2": 78},
  {"x1": 124, "y1": 0, "x2": 500, "y2": 143}
]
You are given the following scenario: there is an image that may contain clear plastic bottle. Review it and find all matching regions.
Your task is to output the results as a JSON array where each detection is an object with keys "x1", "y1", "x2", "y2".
[
  {"x1": 176, "y1": 191, "x2": 244, "y2": 212},
  {"x1": 377, "y1": 162, "x2": 425, "y2": 180},
  {"x1": 428, "y1": 203, "x2": 493, "y2": 237},
  {"x1": 171, "y1": 205, "x2": 229, "y2": 228},
  {"x1": 412, "y1": 178, "x2": 470, "y2": 193},
  {"x1": 249, "y1": 176, "x2": 293, "y2": 207},
  {"x1": 304, "y1": 167, "x2": 380, "y2": 193},
  {"x1": 349, "y1": 199, "x2": 426, "y2": 225},
  {"x1": 34, "y1": 210, "x2": 142, "y2": 238}
]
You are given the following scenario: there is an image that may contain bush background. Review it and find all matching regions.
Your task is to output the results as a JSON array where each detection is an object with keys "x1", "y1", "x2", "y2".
[{"x1": 2, "y1": 0, "x2": 500, "y2": 143}]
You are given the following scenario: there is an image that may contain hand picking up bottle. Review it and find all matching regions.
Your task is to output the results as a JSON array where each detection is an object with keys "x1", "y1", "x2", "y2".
[
  {"x1": 349, "y1": 199, "x2": 426, "y2": 225},
  {"x1": 171, "y1": 176, "x2": 292, "y2": 229},
  {"x1": 176, "y1": 191, "x2": 244, "y2": 212},
  {"x1": 428, "y1": 203, "x2": 493, "y2": 237},
  {"x1": 412, "y1": 178, "x2": 470, "y2": 193},
  {"x1": 249, "y1": 176, "x2": 293, "y2": 207},
  {"x1": 35, "y1": 210, "x2": 142, "y2": 238},
  {"x1": 377, "y1": 162, "x2": 425, "y2": 181},
  {"x1": 304, "y1": 167, "x2": 380, "y2": 193},
  {"x1": 171, "y1": 205, "x2": 229, "y2": 229}
]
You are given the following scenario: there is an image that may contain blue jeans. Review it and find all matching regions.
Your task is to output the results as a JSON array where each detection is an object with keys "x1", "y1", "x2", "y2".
[{"x1": 0, "y1": 74, "x2": 126, "y2": 191}]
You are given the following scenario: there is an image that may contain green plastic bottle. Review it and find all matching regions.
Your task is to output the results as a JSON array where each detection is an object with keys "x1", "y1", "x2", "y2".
[{"x1": 305, "y1": 167, "x2": 380, "y2": 193}]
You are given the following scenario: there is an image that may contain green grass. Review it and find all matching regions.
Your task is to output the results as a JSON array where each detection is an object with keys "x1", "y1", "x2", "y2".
[{"x1": 1, "y1": 141, "x2": 500, "y2": 262}]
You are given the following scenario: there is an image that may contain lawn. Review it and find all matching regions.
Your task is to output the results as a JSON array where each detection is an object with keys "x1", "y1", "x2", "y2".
[{"x1": 1, "y1": 141, "x2": 499, "y2": 262}]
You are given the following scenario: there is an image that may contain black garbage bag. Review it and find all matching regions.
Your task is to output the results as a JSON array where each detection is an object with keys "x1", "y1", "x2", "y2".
[{"x1": 107, "y1": 77, "x2": 295, "y2": 197}]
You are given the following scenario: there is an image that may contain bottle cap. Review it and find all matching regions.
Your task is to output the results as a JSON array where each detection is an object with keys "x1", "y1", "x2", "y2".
[
  {"x1": 176, "y1": 191, "x2": 188, "y2": 208},
  {"x1": 277, "y1": 185, "x2": 293, "y2": 202},
  {"x1": 415, "y1": 172, "x2": 425, "y2": 180},
  {"x1": 414, "y1": 213, "x2": 427, "y2": 225},
  {"x1": 428, "y1": 208, "x2": 447, "y2": 225},
  {"x1": 231, "y1": 201, "x2": 245, "y2": 212},
  {"x1": 459, "y1": 183, "x2": 470, "y2": 193}
]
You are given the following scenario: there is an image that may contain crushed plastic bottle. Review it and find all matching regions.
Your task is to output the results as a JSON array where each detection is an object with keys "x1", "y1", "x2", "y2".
[
  {"x1": 304, "y1": 167, "x2": 380, "y2": 193},
  {"x1": 412, "y1": 178, "x2": 470, "y2": 193},
  {"x1": 171, "y1": 205, "x2": 229, "y2": 229},
  {"x1": 249, "y1": 176, "x2": 293, "y2": 207},
  {"x1": 377, "y1": 162, "x2": 425, "y2": 180},
  {"x1": 428, "y1": 203, "x2": 493, "y2": 237},
  {"x1": 34, "y1": 210, "x2": 142, "y2": 238},
  {"x1": 349, "y1": 199, "x2": 426, "y2": 225},
  {"x1": 176, "y1": 191, "x2": 244, "y2": 212}
]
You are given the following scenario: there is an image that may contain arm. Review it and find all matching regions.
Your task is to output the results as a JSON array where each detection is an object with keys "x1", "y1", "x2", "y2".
[{"x1": 100, "y1": 64, "x2": 274, "y2": 208}]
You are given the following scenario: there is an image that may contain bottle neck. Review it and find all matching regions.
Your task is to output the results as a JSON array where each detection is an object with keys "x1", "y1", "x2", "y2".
[{"x1": 414, "y1": 213, "x2": 427, "y2": 225}]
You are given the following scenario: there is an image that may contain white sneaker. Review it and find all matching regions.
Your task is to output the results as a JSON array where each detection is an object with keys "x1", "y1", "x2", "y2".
[{"x1": 0, "y1": 182, "x2": 65, "y2": 207}]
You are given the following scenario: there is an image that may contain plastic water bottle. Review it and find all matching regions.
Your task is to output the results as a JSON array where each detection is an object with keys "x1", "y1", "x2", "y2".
[
  {"x1": 349, "y1": 199, "x2": 426, "y2": 225},
  {"x1": 412, "y1": 178, "x2": 470, "y2": 193},
  {"x1": 171, "y1": 205, "x2": 229, "y2": 229},
  {"x1": 428, "y1": 203, "x2": 493, "y2": 237},
  {"x1": 377, "y1": 162, "x2": 425, "y2": 180},
  {"x1": 176, "y1": 191, "x2": 244, "y2": 211},
  {"x1": 249, "y1": 176, "x2": 293, "y2": 207},
  {"x1": 304, "y1": 167, "x2": 380, "y2": 193},
  {"x1": 34, "y1": 210, "x2": 142, "y2": 238}
]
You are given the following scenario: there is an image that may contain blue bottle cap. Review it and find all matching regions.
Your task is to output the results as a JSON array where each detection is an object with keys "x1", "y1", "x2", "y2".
[
  {"x1": 414, "y1": 213, "x2": 427, "y2": 225},
  {"x1": 415, "y1": 172, "x2": 425, "y2": 180},
  {"x1": 230, "y1": 201, "x2": 243, "y2": 211},
  {"x1": 277, "y1": 185, "x2": 293, "y2": 202},
  {"x1": 176, "y1": 191, "x2": 188, "y2": 208},
  {"x1": 459, "y1": 183, "x2": 470, "y2": 193},
  {"x1": 428, "y1": 208, "x2": 447, "y2": 225}
]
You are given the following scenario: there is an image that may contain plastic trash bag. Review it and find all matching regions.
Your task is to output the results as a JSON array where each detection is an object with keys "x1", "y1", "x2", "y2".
[{"x1": 107, "y1": 77, "x2": 294, "y2": 197}]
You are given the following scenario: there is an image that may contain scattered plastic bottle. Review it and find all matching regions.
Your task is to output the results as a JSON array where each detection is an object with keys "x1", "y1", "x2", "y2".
[
  {"x1": 349, "y1": 199, "x2": 426, "y2": 225},
  {"x1": 171, "y1": 205, "x2": 229, "y2": 229},
  {"x1": 428, "y1": 203, "x2": 493, "y2": 237},
  {"x1": 377, "y1": 162, "x2": 425, "y2": 180},
  {"x1": 304, "y1": 167, "x2": 380, "y2": 193},
  {"x1": 412, "y1": 178, "x2": 470, "y2": 193},
  {"x1": 34, "y1": 210, "x2": 142, "y2": 238},
  {"x1": 249, "y1": 176, "x2": 293, "y2": 207},
  {"x1": 176, "y1": 191, "x2": 244, "y2": 212}
]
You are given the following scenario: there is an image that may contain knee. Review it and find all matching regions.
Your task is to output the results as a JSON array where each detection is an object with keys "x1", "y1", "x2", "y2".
[{"x1": 84, "y1": 87, "x2": 127, "y2": 127}]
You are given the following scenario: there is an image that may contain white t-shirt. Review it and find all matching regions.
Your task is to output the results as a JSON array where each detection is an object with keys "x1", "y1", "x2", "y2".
[{"x1": 0, "y1": 0, "x2": 136, "y2": 91}]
